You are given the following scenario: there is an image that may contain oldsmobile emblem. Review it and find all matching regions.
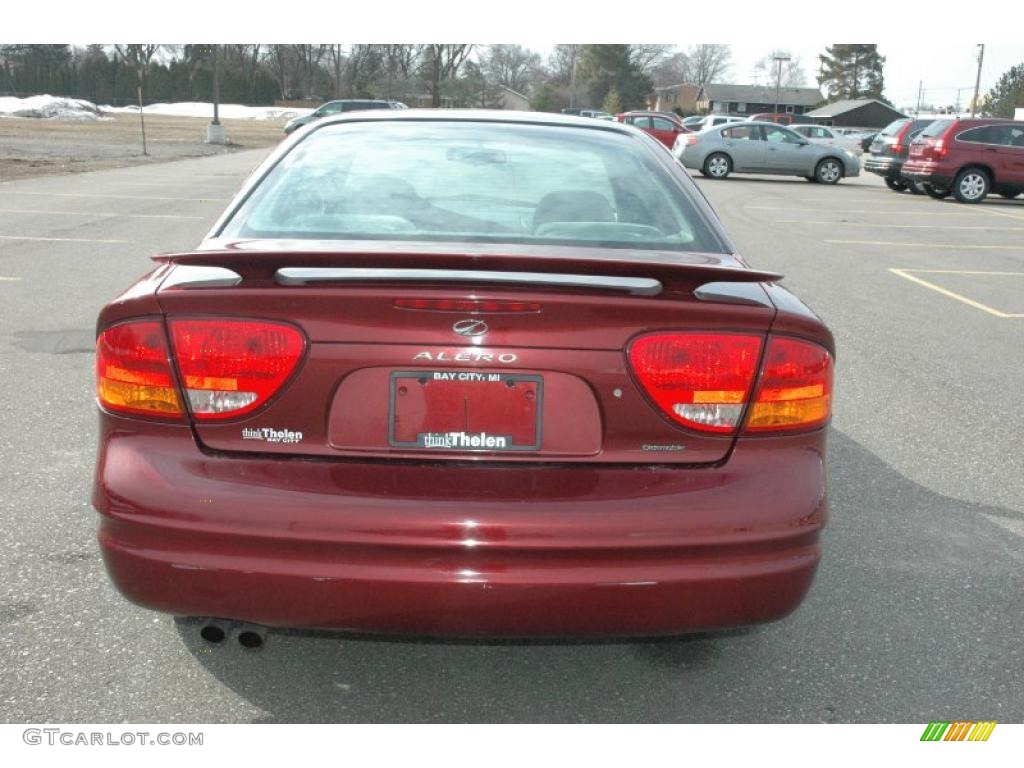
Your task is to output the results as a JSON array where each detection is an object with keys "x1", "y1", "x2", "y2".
[{"x1": 452, "y1": 318, "x2": 489, "y2": 337}]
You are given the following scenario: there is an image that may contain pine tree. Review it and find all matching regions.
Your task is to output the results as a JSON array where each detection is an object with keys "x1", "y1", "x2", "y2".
[
  {"x1": 817, "y1": 44, "x2": 886, "y2": 102},
  {"x1": 981, "y1": 63, "x2": 1024, "y2": 118},
  {"x1": 579, "y1": 45, "x2": 652, "y2": 111}
]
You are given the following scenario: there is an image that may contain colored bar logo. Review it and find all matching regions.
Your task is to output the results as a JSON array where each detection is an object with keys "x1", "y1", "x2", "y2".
[{"x1": 921, "y1": 721, "x2": 997, "y2": 741}]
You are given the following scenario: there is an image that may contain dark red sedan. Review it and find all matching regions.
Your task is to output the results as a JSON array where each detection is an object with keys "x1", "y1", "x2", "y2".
[
  {"x1": 93, "y1": 111, "x2": 833, "y2": 641},
  {"x1": 616, "y1": 111, "x2": 690, "y2": 148}
]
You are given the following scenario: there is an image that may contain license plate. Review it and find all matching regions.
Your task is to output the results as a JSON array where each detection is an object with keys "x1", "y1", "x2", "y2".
[{"x1": 388, "y1": 371, "x2": 543, "y2": 452}]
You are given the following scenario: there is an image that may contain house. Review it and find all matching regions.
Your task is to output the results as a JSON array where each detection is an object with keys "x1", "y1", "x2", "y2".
[
  {"x1": 649, "y1": 83, "x2": 700, "y2": 115},
  {"x1": 696, "y1": 84, "x2": 824, "y2": 116},
  {"x1": 804, "y1": 99, "x2": 906, "y2": 129},
  {"x1": 496, "y1": 85, "x2": 531, "y2": 111}
]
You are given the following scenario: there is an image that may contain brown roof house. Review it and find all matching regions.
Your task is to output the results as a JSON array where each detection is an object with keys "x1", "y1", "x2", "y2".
[{"x1": 649, "y1": 83, "x2": 701, "y2": 114}]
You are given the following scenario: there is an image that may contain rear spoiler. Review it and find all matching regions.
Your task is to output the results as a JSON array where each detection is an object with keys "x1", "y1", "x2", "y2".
[{"x1": 154, "y1": 243, "x2": 782, "y2": 295}]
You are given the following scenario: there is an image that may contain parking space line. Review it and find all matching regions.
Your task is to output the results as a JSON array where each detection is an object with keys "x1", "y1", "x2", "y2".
[
  {"x1": 889, "y1": 268, "x2": 1024, "y2": 318},
  {"x1": 781, "y1": 220, "x2": 1024, "y2": 231},
  {"x1": 747, "y1": 206, "x2": 976, "y2": 217},
  {"x1": 0, "y1": 208, "x2": 204, "y2": 220},
  {"x1": 828, "y1": 239, "x2": 1024, "y2": 251},
  {"x1": 975, "y1": 206, "x2": 1024, "y2": 223},
  {"x1": 0, "y1": 235, "x2": 133, "y2": 243},
  {"x1": 0, "y1": 191, "x2": 225, "y2": 202},
  {"x1": 0, "y1": 276, "x2": 21, "y2": 281}
]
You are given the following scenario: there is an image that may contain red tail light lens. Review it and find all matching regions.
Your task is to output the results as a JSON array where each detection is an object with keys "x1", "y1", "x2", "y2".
[
  {"x1": 628, "y1": 333, "x2": 763, "y2": 434},
  {"x1": 168, "y1": 319, "x2": 306, "y2": 420},
  {"x1": 687, "y1": 135, "x2": 699, "y2": 145},
  {"x1": 96, "y1": 321, "x2": 184, "y2": 419},
  {"x1": 745, "y1": 337, "x2": 833, "y2": 433}
]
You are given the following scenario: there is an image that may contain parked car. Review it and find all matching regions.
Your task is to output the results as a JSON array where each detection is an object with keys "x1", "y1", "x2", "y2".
[
  {"x1": 284, "y1": 99, "x2": 407, "y2": 134},
  {"x1": 696, "y1": 114, "x2": 746, "y2": 130},
  {"x1": 674, "y1": 121, "x2": 860, "y2": 183},
  {"x1": 902, "y1": 118, "x2": 1024, "y2": 202},
  {"x1": 93, "y1": 110, "x2": 834, "y2": 640},
  {"x1": 562, "y1": 108, "x2": 613, "y2": 119},
  {"x1": 863, "y1": 118, "x2": 933, "y2": 192},
  {"x1": 749, "y1": 112, "x2": 815, "y2": 126},
  {"x1": 616, "y1": 110, "x2": 691, "y2": 148},
  {"x1": 791, "y1": 124, "x2": 865, "y2": 155},
  {"x1": 681, "y1": 115, "x2": 705, "y2": 129}
]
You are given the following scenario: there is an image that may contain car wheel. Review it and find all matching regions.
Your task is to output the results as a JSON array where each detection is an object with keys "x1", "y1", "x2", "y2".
[
  {"x1": 923, "y1": 184, "x2": 951, "y2": 200},
  {"x1": 884, "y1": 178, "x2": 908, "y2": 192},
  {"x1": 815, "y1": 158, "x2": 843, "y2": 185},
  {"x1": 952, "y1": 168, "x2": 991, "y2": 203},
  {"x1": 703, "y1": 153, "x2": 732, "y2": 179},
  {"x1": 906, "y1": 181, "x2": 927, "y2": 195},
  {"x1": 999, "y1": 191, "x2": 1020, "y2": 199}
]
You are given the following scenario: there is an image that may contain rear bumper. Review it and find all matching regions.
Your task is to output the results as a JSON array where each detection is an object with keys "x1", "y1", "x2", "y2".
[
  {"x1": 94, "y1": 418, "x2": 827, "y2": 637},
  {"x1": 863, "y1": 154, "x2": 904, "y2": 178},
  {"x1": 900, "y1": 159, "x2": 953, "y2": 188}
]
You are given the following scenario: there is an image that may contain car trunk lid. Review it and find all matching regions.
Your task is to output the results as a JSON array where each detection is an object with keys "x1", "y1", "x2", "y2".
[{"x1": 154, "y1": 242, "x2": 780, "y2": 465}]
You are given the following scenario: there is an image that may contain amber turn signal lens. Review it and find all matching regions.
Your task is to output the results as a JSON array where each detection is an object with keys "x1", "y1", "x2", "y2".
[{"x1": 96, "y1": 321, "x2": 183, "y2": 419}]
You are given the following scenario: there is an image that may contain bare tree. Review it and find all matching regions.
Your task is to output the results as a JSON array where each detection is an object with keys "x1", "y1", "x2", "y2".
[
  {"x1": 480, "y1": 44, "x2": 541, "y2": 94},
  {"x1": 327, "y1": 44, "x2": 345, "y2": 98},
  {"x1": 630, "y1": 45, "x2": 674, "y2": 76},
  {"x1": 114, "y1": 44, "x2": 162, "y2": 87},
  {"x1": 651, "y1": 51, "x2": 692, "y2": 87},
  {"x1": 423, "y1": 44, "x2": 473, "y2": 107},
  {"x1": 754, "y1": 50, "x2": 807, "y2": 88},
  {"x1": 686, "y1": 44, "x2": 731, "y2": 87}
]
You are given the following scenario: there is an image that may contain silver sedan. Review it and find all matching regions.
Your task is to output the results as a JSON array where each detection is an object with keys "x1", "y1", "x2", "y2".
[{"x1": 672, "y1": 121, "x2": 861, "y2": 184}]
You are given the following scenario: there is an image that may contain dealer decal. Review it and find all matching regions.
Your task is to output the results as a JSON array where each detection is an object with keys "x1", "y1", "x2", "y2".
[{"x1": 241, "y1": 427, "x2": 304, "y2": 444}]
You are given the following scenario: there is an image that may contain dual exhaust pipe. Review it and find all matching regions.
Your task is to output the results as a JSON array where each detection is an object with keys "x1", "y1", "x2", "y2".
[{"x1": 199, "y1": 619, "x2": 267, "y2": 650}]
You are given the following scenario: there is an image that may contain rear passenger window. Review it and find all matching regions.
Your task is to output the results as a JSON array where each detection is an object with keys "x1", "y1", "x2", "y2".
[
  {"x1": 958, "y1": 125, "x2": 1006, "y2": 145},
  {"x1": 651, "y1": 118, "x2": 676, "y2": 131},
  {"x1": 1007, "y1": 126, "x2": 1024, "y2": 147},
  {"x1": 632, "y1": 117, "x2": 653, "y2": 129},
  {"x1": 722, "y1": 126, "x2": 758, "y2": 140}
]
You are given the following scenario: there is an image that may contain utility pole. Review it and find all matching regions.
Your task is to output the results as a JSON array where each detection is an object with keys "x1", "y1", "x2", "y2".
[
  {"x1": 773, "y1": 54, "x2": 790, "y2": 114},
  {"x1": 970, "y1": 44, "x2": 985, "y2": 117},
  {"x1": 915, "y1": 81, "x2": 923, "y2": 116}
]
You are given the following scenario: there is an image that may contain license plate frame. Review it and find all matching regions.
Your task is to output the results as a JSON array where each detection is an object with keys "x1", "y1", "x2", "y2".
[{"x1": 387, "y1": 370, "x2": 544, "y2": 452}]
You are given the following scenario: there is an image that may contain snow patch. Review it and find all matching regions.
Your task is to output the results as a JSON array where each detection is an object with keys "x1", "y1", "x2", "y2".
[
  {"x1": 0, "y1": 95, "x2": 107, "y2": 120},
  {"x1": 0, "y1": 95, "x2": 313, "y2": 122},
  {"x1": 102, "y1": 102, "x2": 313, "y2": 121}
]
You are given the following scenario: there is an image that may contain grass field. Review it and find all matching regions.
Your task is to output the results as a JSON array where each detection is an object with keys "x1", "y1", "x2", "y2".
[{"x1": 0, "y1": 113, "x2": 286, "y2": 181}]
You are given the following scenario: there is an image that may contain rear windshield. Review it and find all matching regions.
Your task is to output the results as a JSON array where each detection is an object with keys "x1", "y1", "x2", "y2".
[
  {"x1": 218, "y1": 121, "x2": 725, "y2": 253},
  {"x1": 879, "y1": 119, "x2": 909, "y2": 136},
  {"x1": 921, "y1": 119, "x2": 954, "y2": 137}
]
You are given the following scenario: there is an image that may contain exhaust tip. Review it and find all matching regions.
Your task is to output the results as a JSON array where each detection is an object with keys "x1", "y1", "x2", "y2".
[
  {"x1": 199, "y1": 622, "x2": 227, "y2": 644},
  {"x1": 236, "y1": 624, "x2": 267, "y2": 651}
]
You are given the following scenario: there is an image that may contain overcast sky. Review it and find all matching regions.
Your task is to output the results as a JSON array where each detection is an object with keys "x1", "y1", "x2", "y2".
[{"x1": 730, "y1": 44, "x2": 1024, "y2": 110}]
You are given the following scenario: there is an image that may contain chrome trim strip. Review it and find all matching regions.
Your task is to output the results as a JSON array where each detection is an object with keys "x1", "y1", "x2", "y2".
[
  {"x1": 274, "y1": 268, "x2": 663, "y2": 295},
  {"x1": 162, "y1": 265, "x2": 242, "y2": 289}
]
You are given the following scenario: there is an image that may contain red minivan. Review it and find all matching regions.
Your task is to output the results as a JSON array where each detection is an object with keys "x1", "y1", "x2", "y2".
[
  {"x1": 902, "y1": 118, "x2": 1024, "y2": 202},
  {"x1": 616, "y1": 111, "x2": 690, "y2": 148}
]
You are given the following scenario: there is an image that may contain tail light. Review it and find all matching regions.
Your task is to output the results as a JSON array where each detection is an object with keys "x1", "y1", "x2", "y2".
[
  {"x1": 97, "y1": 320, "x2": 184, "y2": 419},
  {"x1": 687, "y1": 135, "x2": 699, "y2": 146},
  {"x1": 629, "y1": 333, "x2": 762, "y2": 433},
  {"x1": 628, "y1": 332, "x2": 833, "y2": 435},
  {"x1": 745, "y1": 336, "x2": 833, "y2": 433},
  {"x1": 97, "y1": 318, "x2": 307, "y2": 421},
  {"x1": 168, "y1": 319, "x2": 306, "y2": 420}
]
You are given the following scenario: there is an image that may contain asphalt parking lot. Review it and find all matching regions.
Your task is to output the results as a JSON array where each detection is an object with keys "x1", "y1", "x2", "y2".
[{"x1": 0, "y1": 154, "x2": 1022, "y2": 723}]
